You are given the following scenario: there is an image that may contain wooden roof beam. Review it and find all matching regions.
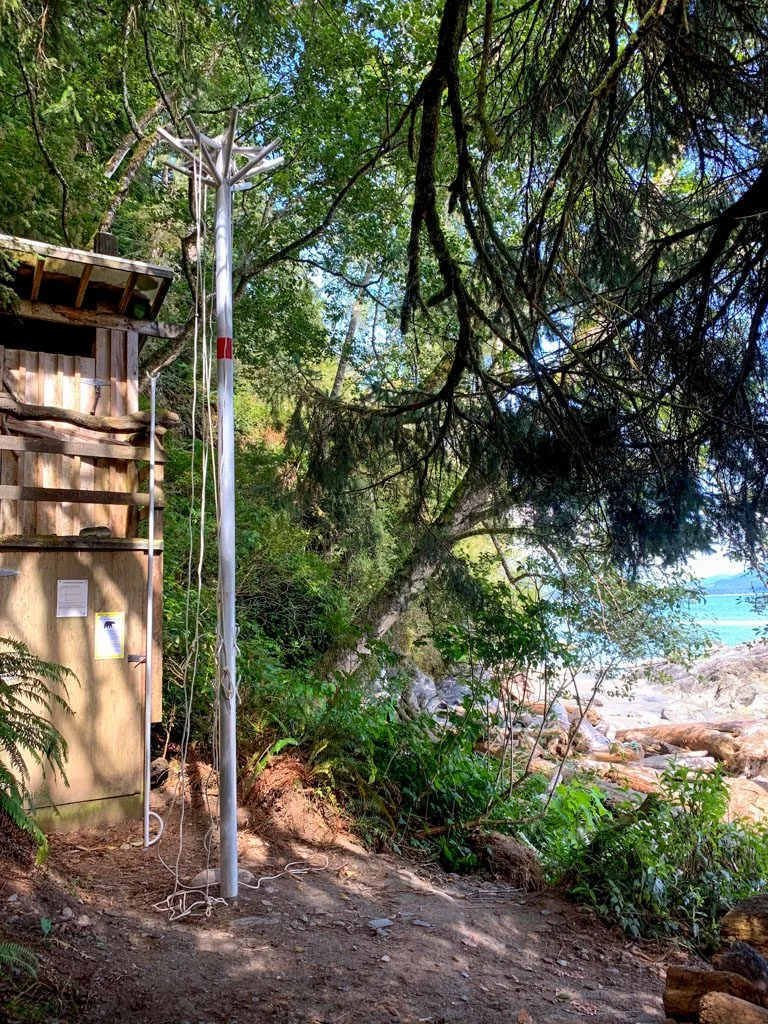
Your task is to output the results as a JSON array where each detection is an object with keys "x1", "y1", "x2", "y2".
[
  {"x1": 74, "y1": 264, "x2": 93, "y2": 308},
  {"x1": 30, "y1": 257, "x2": 45, "y2": 301},
  {"x1": 12, "y1": 299, "x2": 184, "y2": 339},
  {"x1": 148, "y1": 275, "x2": 172, "y2": 321},
  {"x1": 117, "y1": 271, "x2": 139, "y2": 315}
]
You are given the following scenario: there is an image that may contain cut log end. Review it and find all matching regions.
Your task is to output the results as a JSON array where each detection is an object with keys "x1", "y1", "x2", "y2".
[
  {"x1": 722, "y1": 895, "x2": 768, "y2": 959},
  {"x1": 699, "y1": 991, "x2": 768, "y2": 1023},
  {"x1": 663, "y1": 966, "x2": 763, "y2": 1020}
]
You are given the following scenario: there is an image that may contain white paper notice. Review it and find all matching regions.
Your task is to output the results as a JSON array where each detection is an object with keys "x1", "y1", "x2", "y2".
[
  {"x1": 56, "y1": 579, "x2": 88, "y2": 618},
  {"x1": 95, "y1": 611, "x2": 125, "y2": 660}
]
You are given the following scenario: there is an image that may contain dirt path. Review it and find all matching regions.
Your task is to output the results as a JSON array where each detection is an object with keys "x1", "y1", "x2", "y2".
[{"x1": 0, "y1": 803, "x2": 693, "y2": 1024}]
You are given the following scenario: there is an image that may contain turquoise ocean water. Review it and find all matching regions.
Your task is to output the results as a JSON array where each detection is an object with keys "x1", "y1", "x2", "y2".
[{"x1": 692, "y1": 588, "x2": 768, "y2": 647}]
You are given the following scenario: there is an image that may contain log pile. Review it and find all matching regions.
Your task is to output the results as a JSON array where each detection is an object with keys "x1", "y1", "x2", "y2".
[
  {"x1": 485, "y1": 698, "x2": 768, "y2": 823},
  {"x1": 663, "y1": 908, "x2": 768, "y2": 1021},
  {"x1": 617, "y1": 721, "x2": 768, "y2": 777}
]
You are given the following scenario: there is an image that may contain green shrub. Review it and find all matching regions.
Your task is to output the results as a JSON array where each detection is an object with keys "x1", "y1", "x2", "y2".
[
  {"x1": 528, "y1": 765, "x2": 768, "y2": 949},
  {"x1": 0, "y1": 638, "x2": 73, "y2": 863}
]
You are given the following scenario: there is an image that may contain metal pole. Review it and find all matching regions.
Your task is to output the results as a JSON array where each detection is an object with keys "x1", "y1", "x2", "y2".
[
  {"x1": 215, "y1": 133, "x2": 239, "y2": 900},
  {"x1": 161, "y1": 109, "x2": 282, "y2": 902}
]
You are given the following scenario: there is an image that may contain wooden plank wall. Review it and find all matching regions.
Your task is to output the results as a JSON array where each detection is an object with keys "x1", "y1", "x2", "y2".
[{"x1": 0, "y1": 330, "x2": 140, "y2": 537}]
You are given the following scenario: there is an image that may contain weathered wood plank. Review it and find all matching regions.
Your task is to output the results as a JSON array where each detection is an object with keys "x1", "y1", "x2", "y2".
[
  {"x1": 153, "y1": 459, "x2": 165, "y2": 540},
  {"x1": 21, "y1": 350, "x2": 38, "y2": 534},
  {"x1": 109, "y1": 330, "x2": 127, "y2": 534},
  {"x1": 57, "y1": 354, "x2": 75, "y2": 535},
  {"x1": 0, "y1": 484, "x2": 165, "y2": 507},
  {"x1": 78, "y1": 355, "x2": 95, "y2": 531},
  {"x1": 3, "y1": 348, "x2": 23, "y2": 534},
  {"x1": 0, "y1": 348, "x2": 18, "y2": 535},
  {"x1": 0, "y1": 434, "x2": 164, "y2": 463},
  {"x1": 126, "y1": 331, "x2": 139, "y2": 413},
  {"x1": 125, "y1": 327, "x2": 140, "y2": 537},
  {"x1": 12, "y1": 299, "x2": 182, "y2": 338},
  {"x1": 0, "y1": 233, "x2": 173, "y2": 279},
  {"x1": 37, "y1": 352, "x2": 57, "y2": 535},
  {"x1": 94, "y1": 329, "x2": 113, "y2": 546},
  {"x1": 0, "y1": 535, "x2": 163, "y2": 550}
]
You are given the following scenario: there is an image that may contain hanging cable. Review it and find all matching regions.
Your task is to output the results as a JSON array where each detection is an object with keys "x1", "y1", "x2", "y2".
[
  {"x1": 143, "y1": 373, "x2": 163, "y2": 848},
  {"x1": 153, "y1": 144, "x2": 221, "y2": 912}
]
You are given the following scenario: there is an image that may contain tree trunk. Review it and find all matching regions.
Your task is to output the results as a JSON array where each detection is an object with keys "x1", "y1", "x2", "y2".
[
  {"x1": 330, "y1": 266, "x2": 372, "y2": 399},
  {"x1": 99, "y1": 133, "x2": 156, "y2": 234},
  {"x1": 328, "y1": 474, "x2": 495, "y2": 673}
]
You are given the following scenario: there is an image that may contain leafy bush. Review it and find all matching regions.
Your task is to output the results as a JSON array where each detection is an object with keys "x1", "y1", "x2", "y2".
[
  {"x1": 528, "y1": 766, "x2": 768, "y2": 949},
  {"x1": 0, "y1": 638, "x2": 73, "y2": 862}
]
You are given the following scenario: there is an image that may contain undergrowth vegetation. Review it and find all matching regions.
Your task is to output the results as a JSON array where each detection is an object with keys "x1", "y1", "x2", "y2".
[
  {"x1": 530, "y1": 767, "x2": 768, "y2": 950},
  {"x1": 156, "y1": 424, "x2": 768, "y2": 951}
]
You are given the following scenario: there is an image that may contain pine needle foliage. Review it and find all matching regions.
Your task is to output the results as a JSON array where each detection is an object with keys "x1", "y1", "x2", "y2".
[{"x1": 0, "y1": 638, "x2": 74, "y2": 863}]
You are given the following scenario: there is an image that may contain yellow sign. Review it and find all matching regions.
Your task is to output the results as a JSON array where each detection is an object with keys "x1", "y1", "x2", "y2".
[{"x1": 95, "y1": 611, "x2": 125, "y2": 660}]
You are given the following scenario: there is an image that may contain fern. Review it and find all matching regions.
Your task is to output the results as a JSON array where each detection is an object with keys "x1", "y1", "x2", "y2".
[
  {"x1": 0, "y1": 637, "x2": 75, "y2": 862},
  {"x1": 0, "y1": 941, "x2": 37, "y2": 975}
]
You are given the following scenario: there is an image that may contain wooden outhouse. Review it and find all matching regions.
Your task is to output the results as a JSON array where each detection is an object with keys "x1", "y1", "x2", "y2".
[{"x1": 0, "y1": 233, "x2": 179, "y2": 828}]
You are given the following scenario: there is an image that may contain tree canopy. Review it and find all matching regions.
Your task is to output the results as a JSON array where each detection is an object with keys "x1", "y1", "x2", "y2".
[{"x1": 1, "y1": 0, "x2": 767, "y2": 642}]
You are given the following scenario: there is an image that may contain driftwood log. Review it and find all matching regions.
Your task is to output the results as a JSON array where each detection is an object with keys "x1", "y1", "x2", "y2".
[
  {"x1": 579, "y1": 760, "x2": 661, "y2": 793},
  {"x1": 0, "y1": 392, "x2": 180, "y2": 434},
  {"x1": 699, "y1": 992, "x2": 768, "y2": 1023},
  {"x1": 528, "y1": 700, "x2": 602, "y2": 726},
  {"x1": 721, "y1": 896, "x2": 768, "y2": 958},
  {"x1": 616, "y1": 721, "x2": 768, "y2": 775},
  {"x1": 663, "y1": 966, "x2": 764, "y2": 1019},
  {"x1": 724, "y1": 778, "x2": 768, "y2": 824}
]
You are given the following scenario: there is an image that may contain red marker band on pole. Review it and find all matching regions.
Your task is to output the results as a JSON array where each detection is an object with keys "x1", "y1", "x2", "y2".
[{"x1": 217, "y1": 336, "x2": 233, "y2": 359}]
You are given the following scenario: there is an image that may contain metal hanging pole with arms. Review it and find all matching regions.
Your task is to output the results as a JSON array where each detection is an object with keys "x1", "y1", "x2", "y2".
[{"x1": 162, "y1": 109, "x2": 283, "y2": 900}]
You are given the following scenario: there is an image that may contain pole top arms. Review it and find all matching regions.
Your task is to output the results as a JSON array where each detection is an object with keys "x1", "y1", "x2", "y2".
[{"x1": 161, "y1": 107, "x2": 283, "y2": 189}]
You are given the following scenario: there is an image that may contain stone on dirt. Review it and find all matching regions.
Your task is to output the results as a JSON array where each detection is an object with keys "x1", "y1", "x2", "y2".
[
  {"x1": 368, "y1": 918, "x2": 393, "y2": 931},
  {"x1": 698, "y1": 991, "x2": 768, "y2": 1023},
  {"x1": 189, "y1": 867, "x2": 256, "y2": 888},
  {"x1": 663, "y1": 965, "x2": 763, "y2": 1020},
  {"x1": 721, "y1": 895, "x2": 768, "y2": 958}
]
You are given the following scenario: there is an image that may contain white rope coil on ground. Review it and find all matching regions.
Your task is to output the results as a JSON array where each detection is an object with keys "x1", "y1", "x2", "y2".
[{"x1": 153, "y1": 856, "x2": 330, "y2": 922}]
